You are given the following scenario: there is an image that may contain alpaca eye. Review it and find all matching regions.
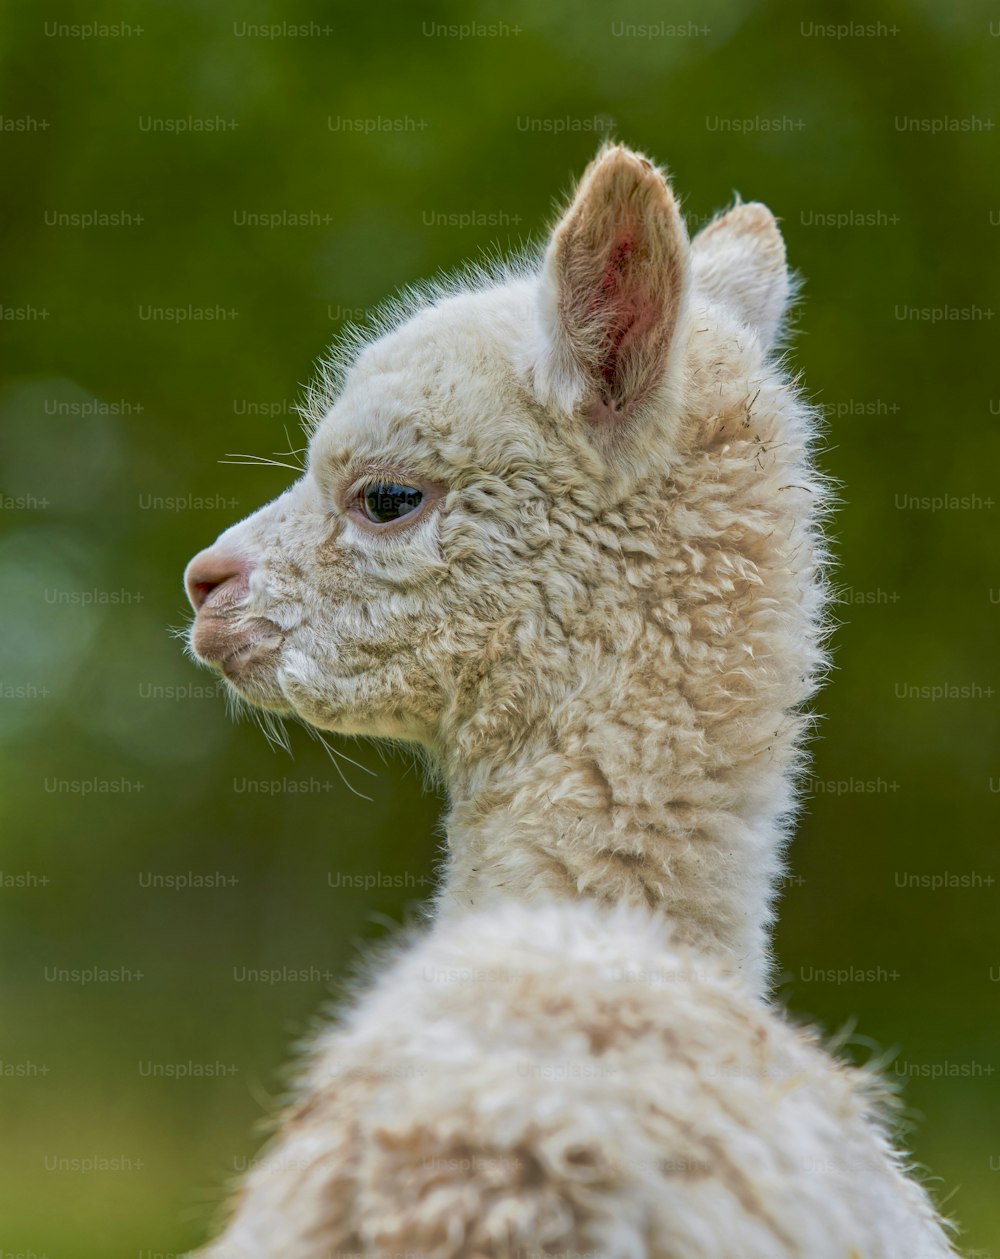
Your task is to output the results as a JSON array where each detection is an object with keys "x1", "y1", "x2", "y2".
[{"x1": 360, "y1": 482, "x2": 424, "y2": 524}]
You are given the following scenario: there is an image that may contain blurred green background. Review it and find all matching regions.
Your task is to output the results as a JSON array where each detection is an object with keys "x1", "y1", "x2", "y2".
[{"x1": 1, "y1": 0, "x2": 997, "y2": 1254}]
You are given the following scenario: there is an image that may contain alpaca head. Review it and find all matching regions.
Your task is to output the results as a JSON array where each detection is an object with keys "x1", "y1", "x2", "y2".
[{"x1": 185, "y1": 144, "x2": 799, "y2": 773}]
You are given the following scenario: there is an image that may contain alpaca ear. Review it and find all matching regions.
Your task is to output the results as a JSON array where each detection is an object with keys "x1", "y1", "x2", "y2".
[
  {"x1": 534, "y1": 144, "x2": 689, "y2": 435},
  {"x1": 691, "y1": 202, "x2": 790, "y2": 349}
]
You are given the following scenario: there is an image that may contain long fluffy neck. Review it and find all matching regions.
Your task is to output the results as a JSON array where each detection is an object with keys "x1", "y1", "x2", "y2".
[
  {"x1": 437, "y1": 671, "x2": 800, "y2": 995},
  {"x1": 435, "y1": 325, "x2": 828, "y2": 998}
]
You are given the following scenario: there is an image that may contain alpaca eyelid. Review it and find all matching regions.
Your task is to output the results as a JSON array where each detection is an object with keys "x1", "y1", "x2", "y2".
[
  {"x1": 340, "y1": 468, "x2": 420, "y2": 505},
  {"x1": 361, "y1": 482, "x2": 424, "y2": 519},
  {"x1": 341, "y1": 479, "x2": 443, "y2": 538},
  {"x1": 349, "y1": 478, "x2": 423, "y2": 515}
]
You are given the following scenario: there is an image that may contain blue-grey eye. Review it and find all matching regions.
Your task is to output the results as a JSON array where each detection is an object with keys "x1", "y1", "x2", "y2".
[{"x1": 361, "y1": 482, "x2": 424, "y2": 524}]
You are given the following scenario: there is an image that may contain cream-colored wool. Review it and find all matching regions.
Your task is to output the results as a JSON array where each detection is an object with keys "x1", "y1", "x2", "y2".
[
  {"x1": 187, "y1": 145, "x2": 829, "y2": 993},
  {"x1": 184, "y1": 146, "x2": 955, "y2": 1257},
  {"x1": 197, "y1": 900, "x2": 954, "y2": 1259}
]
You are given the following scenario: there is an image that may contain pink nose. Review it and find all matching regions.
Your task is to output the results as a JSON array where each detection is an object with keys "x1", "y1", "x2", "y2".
[{"x1": 184, "y1": 548, "x2": 253, "y2": 612}]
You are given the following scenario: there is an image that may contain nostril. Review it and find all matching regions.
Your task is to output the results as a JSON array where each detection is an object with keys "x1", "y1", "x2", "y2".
[
  {"x1": 185, "y1": 549, "x2": 253, "y2": 612},
  {"x1": 190, "y1": 574, "x2": 229, "y2": 610}
]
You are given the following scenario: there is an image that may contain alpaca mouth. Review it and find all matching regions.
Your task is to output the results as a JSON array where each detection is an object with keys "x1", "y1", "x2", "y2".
[{"x1": 191, "y1": 613, "x2": 284, "y2": 679}]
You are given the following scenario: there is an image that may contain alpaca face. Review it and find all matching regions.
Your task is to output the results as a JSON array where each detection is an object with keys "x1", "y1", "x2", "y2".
[{"x1": 185, "y1": 145, "x2": 791, "y2": 751}]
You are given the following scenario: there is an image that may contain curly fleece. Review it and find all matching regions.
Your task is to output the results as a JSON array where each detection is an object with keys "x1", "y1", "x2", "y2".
[{"x1": 185, "y1": 145, "x2": 955, "y2": 1257}]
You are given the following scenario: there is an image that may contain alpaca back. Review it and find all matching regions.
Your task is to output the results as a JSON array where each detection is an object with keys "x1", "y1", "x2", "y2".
[{"x1": 200, "y1": 899, "x2": 955, "y2": 1259}]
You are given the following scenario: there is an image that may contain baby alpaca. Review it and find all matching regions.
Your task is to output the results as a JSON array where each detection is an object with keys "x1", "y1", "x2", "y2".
[
  {"x1": 196, "y1": 900, "x2": 954, "y2": 1259},
  {"x1": 186, "y1": 144, "x2": 829, "y2": 994},
  {"x1": 184, "y1": 146, "x2": 955, "y2": 1255}
]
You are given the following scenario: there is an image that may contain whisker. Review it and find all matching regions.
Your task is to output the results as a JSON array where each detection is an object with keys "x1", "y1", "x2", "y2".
[
  {"x1": 256, "y1": 709, "x2": 292, "y2": 755},
  {"x1": 305, "y1": 726, "x2": 376, "y2": 777},
  {"x1": 281, "y1": 424, "x2": 308, "y2": 462},
  {"x1": 221, "y1": 453, "x2": 304, "y2": 475},
  {"x1": 298, "y1": 721, "x2": 375, "y2": 802}
]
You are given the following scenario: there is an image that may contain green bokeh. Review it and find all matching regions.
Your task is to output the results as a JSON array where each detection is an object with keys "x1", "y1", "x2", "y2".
[{"x1": 1, "y1": 1, "x2": 997, "y2": 1254}]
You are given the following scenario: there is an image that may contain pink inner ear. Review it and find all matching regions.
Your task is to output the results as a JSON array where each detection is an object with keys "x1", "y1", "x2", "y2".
[
  {"x1": 599, "y1": 235, "x2": 635, "y2": 296},
  {"x1": 585, "y1": 232, "x2": 660, "y2": 402}
]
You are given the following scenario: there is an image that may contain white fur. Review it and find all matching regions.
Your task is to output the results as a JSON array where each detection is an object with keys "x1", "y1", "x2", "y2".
[
  {"x1": 188, "y1": 149, "x2": 829, "y2": 993},
  {"x1": 198, "y1": 901, "x2": 954, "y2": 1258}
]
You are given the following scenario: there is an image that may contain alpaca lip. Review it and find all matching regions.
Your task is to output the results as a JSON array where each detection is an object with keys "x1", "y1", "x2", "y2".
[
  {"x1": 191, "y1": 612, "x2": 283, "y2": 674},
  {"x1": 220, "y1": 635, "x2": 283, "y2": 679}
]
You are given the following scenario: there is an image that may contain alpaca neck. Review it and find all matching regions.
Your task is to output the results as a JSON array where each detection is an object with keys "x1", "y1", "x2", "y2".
[
  {"x1": 434, "y1": 354, "x2": 825, "y2": 1000},
  {"x1": 435, "y1": 656, "x2": 801, "y2": 997}
]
